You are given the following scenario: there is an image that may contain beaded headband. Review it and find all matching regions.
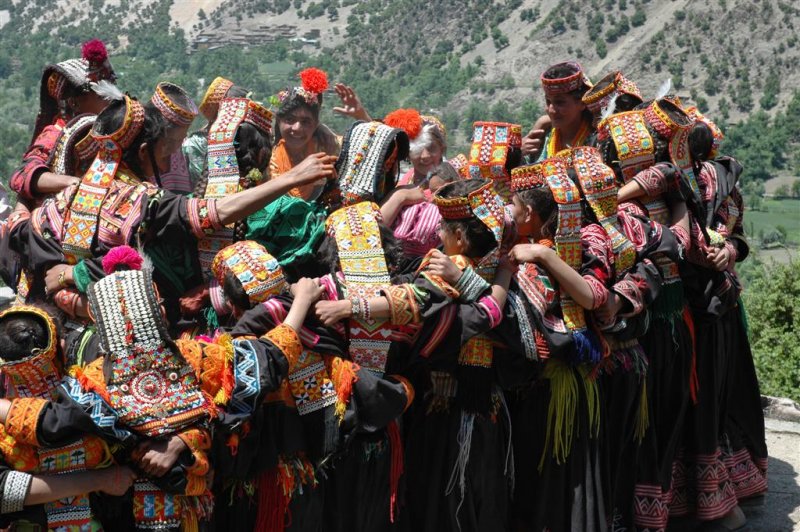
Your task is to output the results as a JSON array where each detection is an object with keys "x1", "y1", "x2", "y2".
[
  {"x1": 541, "y1": 61, "x2": 592, "y2": 96},
  {"x1": 511, "y1": 157, "x2": 568, "y2": 193},
  {"x1": 211, "y1": 241, "x2": 287, "y2": 305},
  {"x1": 151, "y1": 82, "x2": 198, "y2": 127},
  {"x1": 277, "y1": 67, "x2": 329, "y2": 107},
  {"x1": 335, "y1": 121, "x2": 408, "y2": 206},
  {"x1": 62, "y1": 96, "x2": 145, "y2": 263},
  {"x1": 199, "y1": 77, "x2": 234, "y2": 121},
  {"x1": 582, "y1": 70, "x2": 643, "y2": 113},
  {"x1": 0, "y1": 305, "x2": 61, "y2": 401},
  {"x1": 448, "y1": 153, "x2": 470, "y2": 179},
  {"x1": 243, "y1": 99, "x2": 274, "y2": 137},
  {"x1": 433, "y1": 179, "x2": 506, "y2": 247}
]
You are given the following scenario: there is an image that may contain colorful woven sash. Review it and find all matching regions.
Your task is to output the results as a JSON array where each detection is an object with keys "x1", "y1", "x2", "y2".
[
  {"x1": 569, "y1": 147, "x2": 637, "y2": 276},
  {"x1": 61, "y1": 96, "x2": 144, "y2": 263},
  {"x1": 88, "y1": 270, "x2": 210, "y2": 437},
  {"x1": 326, "y1": 202, "x2": 393, "y2": 376}
]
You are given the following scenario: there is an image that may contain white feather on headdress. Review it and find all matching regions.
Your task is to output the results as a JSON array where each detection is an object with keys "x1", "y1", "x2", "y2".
[
  {"x1": 90, "y1": 80, "x2": 124, "y2": 101},
  {"x1": 600, "y1": 94, "x2": 619, "y2": 122},
  {"x1": 655, "y1": 78, "x2": 672, "y2": 100}
]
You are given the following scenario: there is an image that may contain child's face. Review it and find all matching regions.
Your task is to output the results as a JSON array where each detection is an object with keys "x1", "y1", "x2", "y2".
[{"x1": 511, "y1": 195, "x2": 534, "y2": 237}]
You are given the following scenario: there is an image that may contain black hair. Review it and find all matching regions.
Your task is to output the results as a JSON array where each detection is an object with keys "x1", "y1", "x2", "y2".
[
  {"x1": 226, "y1": 85, "x2": 250, "y2": 98},
  {"x1": 506, "y1": 147, "x2": 522, "y2": 175},
  {"x1": 688, "y1": 122, "x2": 714, "y2": 163},
  {"x1": 95, "y1": 99, "x2": 167, "y2": 178},
  {"x1": 276, "y1": 94, "x2": 322, "y2": 126},
  {"x1": 428, "y1": 161, "x2": 460, "y2": 184},
  {"x1": 146, "y1": 84, "x2": 196, "y2": 131},
  {"x1": 222, "y1": 271, "x2": 252, "y2": 312},
  {"x1": 317, "y1": 223, "x2": 407, "y2": 279},
  {"x1": 616, "y1": 94, "x2": 643, "y2": 113},
  {"x1": 0, "y1": 306, "x2": 62, "y2": 363},
  {"x1": 435, "y1": 179, "x2": 498, "y2": 259},
  {"x1": 517, "y1": 187, "x2": 558, "y2": 239}
]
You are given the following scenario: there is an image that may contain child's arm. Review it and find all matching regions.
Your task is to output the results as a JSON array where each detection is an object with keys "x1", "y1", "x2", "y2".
[{"x1": 509, "y1": 243, "x2": 597, "y2": 310}]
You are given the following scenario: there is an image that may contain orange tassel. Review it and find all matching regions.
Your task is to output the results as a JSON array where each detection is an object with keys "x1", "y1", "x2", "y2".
[
  {"x1": 682, "y1": 307, "x2": 699, "y2": 404},
  {"x1": 330, "y1": 358, "x2": 359, "y2": 421},
  {"x1": 71, "y1": 363, "x2": 111, "y2": 403},
  {"x1": 226, "y1": 434, "x2": 239, "y2": 457}
]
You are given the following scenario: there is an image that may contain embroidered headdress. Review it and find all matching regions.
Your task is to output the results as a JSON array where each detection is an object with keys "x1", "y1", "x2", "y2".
[
  {"x1": 0, "y1": 305, "x2": 60, "y2": 400},
  {"x1": 211, "y1": 241, "x2": 287, "y2": 307},
  {"x1": 448, "y1": 153, "x2": 471, "y2": 179},
  {"x1": 325, "y1": 202, "x2": 394, "y2": 376},
  {"x1": 47, "y1": 113, "x2": 99, "y2": 177},
  {"x1": 467, "y1": 121, "x2": 522, "y2": 202},
  {"x1": 199, "y1": 76, "x2": 235, "y2": 122},
  {"x1": 87, "y1": 268, "x2": 210, "y2": 437},
  {"x1": 61, "y1": 95, "x2": 145, "y2": 264},
  {"x1": 642, "y1": 98, "x2": 701, "y2": 197},
  {"x1": 541, "y1": 61, "x2": 592, "y2": 96},
  {"x1": 582, "y1": 70, "x2": 643, "y2": 115},
  {"x1": 511, "y1": 157, "x2": 568, "y2": 193},
  {"x1": 333, "y1": 121, "x2": 409, "y2": 206},
  {"x1": 197, "y1": 97, "x2": 273, "y2": 272},
  {"x1": 566, "y1": 147, "x2": 637, "y2": 276},
  {"x1": 32, "y1": 39, "x2": 117, "y2": 145},
  {"x1": 151, "y1": 82, "x2": 199, "y2": 127}
]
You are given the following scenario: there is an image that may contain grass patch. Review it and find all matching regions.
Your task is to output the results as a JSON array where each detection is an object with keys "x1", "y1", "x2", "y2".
[{"x1": 745, "y1": 198, "x2": 800, "y2": 245}]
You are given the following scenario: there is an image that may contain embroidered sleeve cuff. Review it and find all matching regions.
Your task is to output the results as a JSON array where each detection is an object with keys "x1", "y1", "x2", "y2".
[
  {"x1": 186, "y1": 198, "x2": 223, "y2": 239},
  {"x1": 632, "y1": 165, "x2": 670, "y2": 197},
  {"x1": 671, "y1": 224, "x2": 691, "y2": 253},
  {"x1": 584, "y1": 275, "x2": 610, "y2": 310},
  {"x1": 5, "y1": 398, "x2": 47, "y2": 447},
  {"x1": 453, "y1": 267, "x2": 491, "y2": 302},
  {"x1": 612, "y1": 279, "x2": 644, "y2": 317},
  {"x1": 72, "y1": 260, "x2": 92, "y2": 293},
  {"x1": 10, "y1": 161, "x2": 47, "y2": 201},
  {"x1": 383, "y1": 284, "x2": 422, "y2": 326},
  {"x1": 387, "y1": 375, "x2": 415, "y2": 412},
  {"x1": 177, "y1": 427, "x2": 212, "y2": 454},
  {"x1": 264, "y1": 324, "x2": 303, "y2": 370},
  {"x1": 477, "y1": 295, "x2": 503, "y2": 329},
  {"x1": 1, "y1": 470, "x2": 32, "y2": 514}
]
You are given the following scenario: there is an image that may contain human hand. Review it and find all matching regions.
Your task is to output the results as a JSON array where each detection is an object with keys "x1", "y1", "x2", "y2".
[
  {"x1": 96, "y1": 466, "x2": 137, "y2": 496},
  {"x1": 133, "y1": 435, "x2": 188, "y2": 478},
  {"x1": 44, "y1": 264, "x2": 73, "y2": 295},
  {"x1": 508, "y1": 243, "x2": 552, "y2": 265},
  {"x1": 706, "y1": 246, "x2": 730, "y2": 271},
  {"x1": 521, "y1": 129, "x2": 546, "y2": 158},
  {"x1": 286, "y1": 153, "x2": 338, "y2": 186},
  {"x1": 332, "y1": 83, "x2": 371, "y2": 121},
  {"x1": 424, "y1": 250, "x2": 463, "y2": 284},
  {"x1": 595, "y1": 292, "x2": 624, "y2": 324},
  {"x1": 314, "y1": 299, "x2": 352, "y2": 327},
  {"x1": 400, "y1": 186, "x2": 426, "y2": 206},
  {"x1": 290, "y1": 277, "x2": 323, "y2": 304}
]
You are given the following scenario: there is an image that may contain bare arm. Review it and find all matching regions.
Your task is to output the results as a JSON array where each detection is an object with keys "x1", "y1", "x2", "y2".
[
  {"x1": 379, "y1": 187, "x2": 425, "y2": 226},
  {"x1": 617, "y1": 180, "x2": 646, "y2": 202},
  {"x1": 215, "y1": 153, "x2": 336, "y2": 225},
  {"x1": 33, "y1": 172, "x2": 79, "y2": 195},
  {"x1": 25, "y1": 466, "x2": 137, "y2": 505},
  {"x1": 510, "y1": 244, "x2": 596, "y2": 309}
]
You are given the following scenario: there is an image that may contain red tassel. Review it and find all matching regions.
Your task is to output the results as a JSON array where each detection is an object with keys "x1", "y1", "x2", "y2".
[
  {"x1": 387, "y1": 421, "x2": 403, "y2": 523},
  {"x1": 682, "y1": 306, "x2": 699, "y2": 404},
  {"x1": 255, "y1": 464, "x2": 296, "y2": 532},
  {"x1": 102, "y1": 245, "x2": 143, "y2": 274},
  {"x1": 384, "y1": 108, "x2": 423, "y2": 140},
  {"x1": 299, "y1": 67, "x2": 329, "y2": 94},
  {"x1": 81, "y1": 39, "x2": 108, "y2": 63}
]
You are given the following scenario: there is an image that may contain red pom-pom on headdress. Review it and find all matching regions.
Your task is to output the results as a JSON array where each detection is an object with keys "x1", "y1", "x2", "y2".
[
  {"x1": 384, "y1": 108, "x2": 422, "y2": 140},
  {"x1": 299, "y1": 68, "x2": 329, "y2": 95},
  {"x1": 102, "y1": 245, "x2": 143, "y2": 275},
  {"x1": 82, "y1": 39, "x2": 108, "y2": 64}
]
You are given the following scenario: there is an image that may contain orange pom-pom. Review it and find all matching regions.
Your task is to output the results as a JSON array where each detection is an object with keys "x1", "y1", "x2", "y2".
[
  {"x1": 384, "y1": 108, "x2": 422, "y2": 140},
  {"x1": 299, "y1": 67, "x2": 329, "y2": 94}
]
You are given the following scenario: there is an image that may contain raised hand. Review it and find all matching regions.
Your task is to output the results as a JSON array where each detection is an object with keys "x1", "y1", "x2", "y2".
[{"x1": 332, "y1": 83, "x2": 371, "y2": 121}]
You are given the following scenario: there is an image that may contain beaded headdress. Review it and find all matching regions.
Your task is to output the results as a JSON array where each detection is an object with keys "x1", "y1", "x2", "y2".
[
  {"x1": 567, "y1": 147, "x2": 637, "y2": 276},
  {"x1": 211, "y1": 241, "x2": 287, "y2": 306},
  {"x1": 448, "y1": 153, "x2": 471, "y2": 179},
  {"x1": 47, "y1": 113, "x2": 99, "y2": 177},
  {"x1": 467, "y1": 121, "x2": 522, "y2": 202},
  {"x1": 433, "y1": 179, "x2": 506, "y2": 251},
  {"x1": 61, "y1": 96, "x2": 145, "y2": 263},
  {"x1": 0, "y1": 305, "x2": 60, "y2": 400},
  {"x1": 88, "y1": 269, "x2": 210, "y2": 437},
  {"x1": 151, "y1": 82, "x2": 198, "y2": 127},
  {"x1": 326, "y1": 202, "x2": 393, "y2": 376},
  {"x1": 334, "y1": 121, "x2": 409, "y2": 206},
  {"x1": 511, "y1": 157, "x2": 568, "y2": 193},
  {"x1": 684, "y1": 105, "x2": 724, "y2": 159},
  {"x1": 197, "y1": 97, "x2": 272, "y2": 272},
  {"x1": 199, "y1": 77, "x2": 234, "y2": 122},
  {"x1": 582, "y1": 70, "x2": 643, "y2": 115},
  {"x1": 32, "y1": 39, "x2": 117, "y2": 146},
  {"x1": 541, "y1": 61, "x2": 592, "y2": 96}
]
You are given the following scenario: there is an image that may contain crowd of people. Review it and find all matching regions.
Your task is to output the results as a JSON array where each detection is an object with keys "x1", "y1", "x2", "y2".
[{"x1": 0, "y1": 38, "x2": 767, "y2": 532}]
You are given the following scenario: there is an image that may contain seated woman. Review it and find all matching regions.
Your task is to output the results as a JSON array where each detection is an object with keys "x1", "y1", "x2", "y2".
[{"x1": 11, "y1": 39, "x2": 116, "y2": 205}]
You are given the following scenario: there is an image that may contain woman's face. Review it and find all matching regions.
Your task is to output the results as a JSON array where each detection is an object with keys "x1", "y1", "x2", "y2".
[
  {"x1": 545, "y1": 93, "x2": 586, "y2": 131},
  {"x1": 410, "y1": 141, "x2": 444, "y2": 178},
  {"x1": 139, "y1": 124, "x2": 189, "y2": 177},
  {"x1": 278, "y1": 106, "x2": 318, "y2": 151},
  {"x1": 74, "y1": 90, "x2": 110, "y2": 116}
]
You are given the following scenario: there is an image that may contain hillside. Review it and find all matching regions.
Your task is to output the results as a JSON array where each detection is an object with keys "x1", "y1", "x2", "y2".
[{"x1": 1, "y1": 0, "x2": 799, "y2": 181}]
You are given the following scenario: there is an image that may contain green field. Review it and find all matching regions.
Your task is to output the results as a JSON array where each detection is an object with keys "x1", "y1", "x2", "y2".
[{"x1": 745, "y1": 198, "x2": 800, "y2": 246}]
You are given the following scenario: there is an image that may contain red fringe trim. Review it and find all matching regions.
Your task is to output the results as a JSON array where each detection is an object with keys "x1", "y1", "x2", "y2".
[
  {"x1": 387, "y1": 421, "x2": 403, "y2": 523},
  {"x1": 682, "y1": 306, "x2": 699, "y2": 404}
]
